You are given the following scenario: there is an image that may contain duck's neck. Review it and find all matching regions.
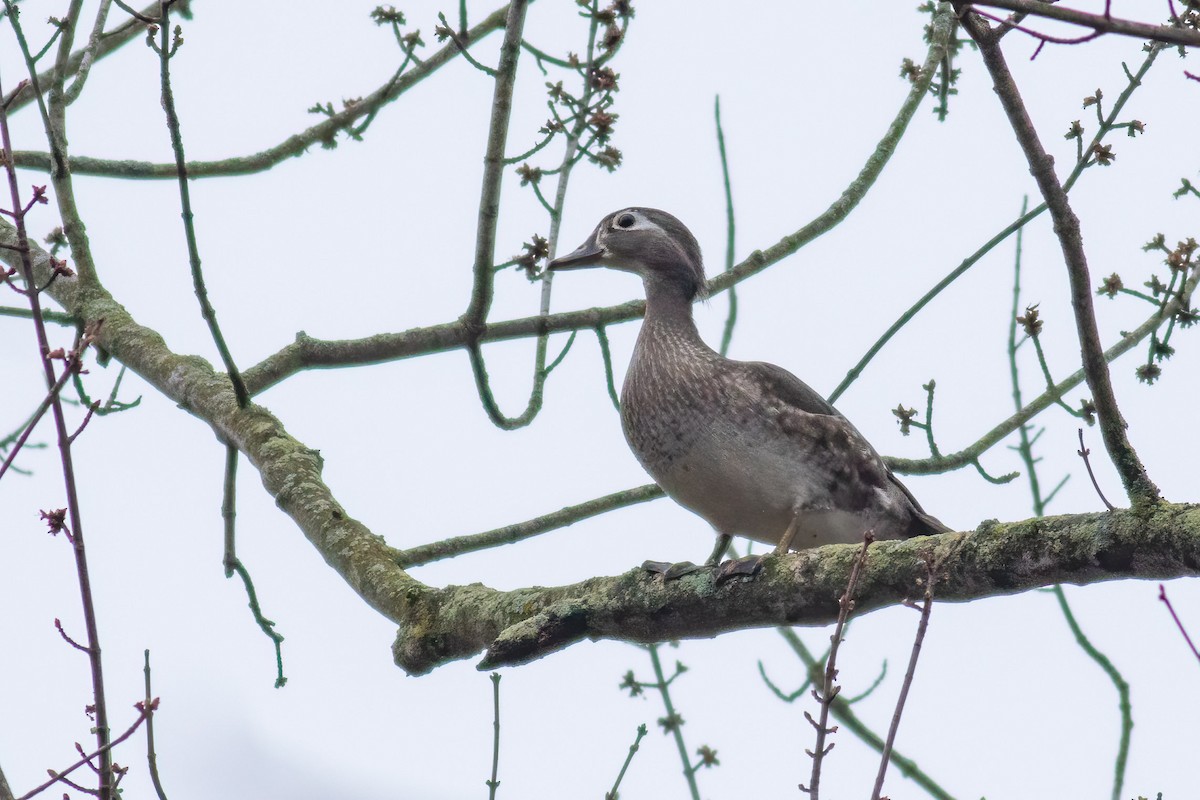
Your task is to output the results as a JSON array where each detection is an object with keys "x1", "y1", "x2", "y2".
[{"x1": 642, "y1": 274, "x2": 701, "y2": 337}]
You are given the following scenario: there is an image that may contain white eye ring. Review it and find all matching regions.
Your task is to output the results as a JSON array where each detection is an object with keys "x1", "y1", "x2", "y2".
[{"x1": 615, "y1": 212, "x2": 636, "y2": 229}]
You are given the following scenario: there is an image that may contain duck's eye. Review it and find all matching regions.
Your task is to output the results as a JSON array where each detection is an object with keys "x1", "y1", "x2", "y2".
[{"x1": 616, "y1": 213, "x2": 636, "y2": 229}]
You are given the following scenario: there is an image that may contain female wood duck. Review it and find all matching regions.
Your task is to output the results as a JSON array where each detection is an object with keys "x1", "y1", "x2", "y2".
[{"x1": 549, "y1": 207, "x2": 949, "y2": 578}]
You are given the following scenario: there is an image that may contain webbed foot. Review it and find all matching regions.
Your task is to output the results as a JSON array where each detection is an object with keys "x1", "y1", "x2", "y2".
[
  {"x1": 714, "y1": 554, "x2": 767, "y2": 581},
  {"x1": 642, "y1": 560, "x2": 706, "y2": 580}
]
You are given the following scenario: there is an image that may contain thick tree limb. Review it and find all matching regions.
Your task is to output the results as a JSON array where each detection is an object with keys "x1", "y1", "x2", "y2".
[
  {"x1": 467, "y1": 504, "x2": 1199, "y2": 673},
  {"x1": 961, "y1": 9, "x2": 1161, "y2": 507}
]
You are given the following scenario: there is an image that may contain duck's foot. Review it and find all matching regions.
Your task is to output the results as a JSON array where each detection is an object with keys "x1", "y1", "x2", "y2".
[
  {"x1": 642, "y1": 554, "x2": 766, "y2": 582},
  {"x1": 642, "y1": 560, "x2": 706, "y2": 580},
  {"x1": 714, "y1": 554, "x2": 767, "y2": 581}
]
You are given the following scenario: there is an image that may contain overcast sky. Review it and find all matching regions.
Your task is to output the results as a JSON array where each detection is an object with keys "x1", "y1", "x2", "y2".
[{"x1": 2, "y1": 2, "x2": 1198, "y2": 798}]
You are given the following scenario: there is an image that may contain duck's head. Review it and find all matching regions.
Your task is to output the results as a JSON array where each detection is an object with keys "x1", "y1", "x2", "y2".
[{"x1": 549, "y1": 208, "x2": 707, "y2": 300}]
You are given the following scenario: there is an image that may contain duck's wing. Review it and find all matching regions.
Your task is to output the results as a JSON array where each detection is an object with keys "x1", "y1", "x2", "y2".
[
  {"x1": 740, "y1": 360, "x2": 951, "y2": 536},
  {"x1": 742, "y1": 360, "x2": 838, "y2": 417}
]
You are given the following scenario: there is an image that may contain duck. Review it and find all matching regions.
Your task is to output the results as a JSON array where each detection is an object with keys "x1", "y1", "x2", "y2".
[{"x1": 548, "y1": 207, "x2": 950, "y2": 578}]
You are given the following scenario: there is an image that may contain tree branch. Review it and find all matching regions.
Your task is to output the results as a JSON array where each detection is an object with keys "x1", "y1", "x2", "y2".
[
  {"x1": 394, "y1": 484, "x2": 663, "y2": 567},
  {"x1": 468, "y1": 503, "x2": 1199, "y2": 673},
  {"x1": 240, "y1": 3, "x2": 955, "y2": 395},
  {"x1": 3, "y1": 185, "x2": 1197, "y2": 682},
  {"x1": 3, "y1": 0, "x2": 182, "y2": 115},
  {"x1": 962, "y1": 0, "x2": 1200, "y2": 48},
  {"x1": 9, "y1": 4, "x2": 512, "y2": 179},
  {"x1": 961, "y1": 8, "x2": 1161, "y2": 507}
]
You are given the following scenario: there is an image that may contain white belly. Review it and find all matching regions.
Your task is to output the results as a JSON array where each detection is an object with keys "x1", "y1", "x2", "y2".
[{"x1": 651, "y1": 425, "x2": 905, "y2": 548}]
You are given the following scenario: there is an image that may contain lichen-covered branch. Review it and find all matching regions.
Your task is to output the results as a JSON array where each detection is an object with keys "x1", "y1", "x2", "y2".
[{"x1": 468, "y1": 504, "x2": 1200, "y2": 674}]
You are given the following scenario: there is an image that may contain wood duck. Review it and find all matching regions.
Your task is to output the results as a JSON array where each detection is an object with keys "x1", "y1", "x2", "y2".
[{"x1": 549, "y1": 208, "x2": 949, "y2": 578}]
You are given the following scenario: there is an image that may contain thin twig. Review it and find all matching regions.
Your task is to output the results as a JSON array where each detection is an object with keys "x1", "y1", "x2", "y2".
[
  {"x1": 15, "y1": 703, "x2": 154, "y2": 800},
  {"x1": 393, "y1": 484, "x2": 663, "y2": 566},
  {"x1": 871, "y1": 564, "x2": 936, "y2": 800},
  {"x1": 714, "y1": 95, "x2": 738, "y2": 357},
  {"x1": 11, "y1": 4, "x2": 511, "y2": 178},
  {"x1": 4, "y1": 0, "x2": 174, "y2": 115},
  {"x1": 727, "y1": 548, "x2": 951, "y2": 800},
  {"x1": 605, "y1": 723, "x2": 648, "y2": 800},
  {"x1": 594, "y1": 325, "x2": 621, "y2": 411},
  {"x1": 485, "y1": 673, "x2": 502, "y2": 799},
  {"x1": 1077, "y1": 429, "x2": 1115, "y2": 510},
  {"x1": 0, "y1": 304, "x2": 75, "y2": 324},
  {"x1": 831, "y1": 39, "x2": 1164, "y2": 404},
  {"x1": 0, "y1": 330, "x2": 87, "y2": 482},
  {"x1": 646, "y1": 644, "x2": 701, "y2": 800},
  {"x1": 143, "y1": 650, "x2": 170, "y2": 800},
  {"x1": 156, "y1": 5, "x2": 249, "y2": 407},
  {"x1": 801, "y1": 533, "x2": 872, "y2": 798},
  {"x1": 1051, "y1": 585, "x2": 1132, "y2": 800},
  {"x1": 0, "y1": 17, "x2": 115, "y2": 792},
  {"x1": 1158, "y1": 584, "x2": 1200, "y2": 664}
]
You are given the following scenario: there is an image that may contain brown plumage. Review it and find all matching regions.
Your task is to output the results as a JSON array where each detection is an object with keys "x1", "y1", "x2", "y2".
[{"x1": 549, "y1": 207, "x2": 949, "y2": 567}]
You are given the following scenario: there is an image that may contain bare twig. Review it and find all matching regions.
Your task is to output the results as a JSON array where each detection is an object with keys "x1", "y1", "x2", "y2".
[
  {"x1": 892, "y1": 262, "x2": 1198, "y2": 476},
  {"x1": 1158, "y1": 584, "x2": 1200, "y2": 664},
  {"x1": 775, "y1": 628, "x2": 957, "y2": 800},
  {"x1": 1051, "y1": 585, "x2": 1132, "y2": 799},
  {"x1": 10, "y1": 4, "x2": 511, "y2": 178},
  {"x1": 801, "y1": 533, "x2": 871, "y2": 798},
  {"x1": 1077, "y1": 429, "x2": 1116, "y2": 510},
  {"x1": 393, "y1": 484, "x2": 663, "y2": 567},
  {"x1": 871, "y1": 563, "x2": 936, "y2": 800},
  {"x1": 646, "y1": 644, "x2": 702, "y2": 800},
  {"x1": 0, "y1": 329, "x2": 88, "y2": 482},
  {"x1": 0, "y1": 16, "x2": 115, "y2": 790},
  {"x1": 714, "y1": 95, "x2": 739, "y2": 357},
  {"x1": 143, "y1": 651, "x2": 170, "y2": 800},
  {"x1": 14, "y1": 703, "x2": 155, "y2": 800},
  {"x1": 605, "y1": 724, "x2": 648, "y2": 800},
  {"x1": 4, "y1": 0, "x2": 181, "y2": 115},
  {"x1": 485, "y1": 673, "x2": 502, "y2": 799}
]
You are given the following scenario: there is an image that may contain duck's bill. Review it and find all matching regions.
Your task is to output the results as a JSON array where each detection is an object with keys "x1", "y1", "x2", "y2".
[{"x1": 548, "y1": 237, "x2": 604, "y2": 270}]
